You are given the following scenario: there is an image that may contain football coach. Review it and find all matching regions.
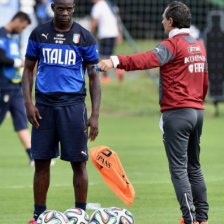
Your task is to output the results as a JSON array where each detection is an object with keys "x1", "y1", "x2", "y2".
[{"x1": 97, "y1": 1, "x2": 209, "y2": 224}]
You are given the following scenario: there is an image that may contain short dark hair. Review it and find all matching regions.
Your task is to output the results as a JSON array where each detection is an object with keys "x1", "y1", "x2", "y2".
[
  {"x1": 11, "y1": 11, "x2": 31, "y2": 24},
  {"x1": 165, "y1": 1, "x2": 191, "y2": 28},
  {"x1": 53, "y1": 0, "x2": 75, "y2": 4}
]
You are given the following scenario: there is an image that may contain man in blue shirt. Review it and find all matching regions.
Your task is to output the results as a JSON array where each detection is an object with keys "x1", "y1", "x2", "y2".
[
  {"x1": 22, "y1": 0, "x2": 101, "y2": 223},
  {"x1": 0, "y1": 12, "x2": 33, "y2": 165}
]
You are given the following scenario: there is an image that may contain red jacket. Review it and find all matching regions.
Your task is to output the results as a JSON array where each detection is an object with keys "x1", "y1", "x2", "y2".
[{"x1": 118, "y1": 34, "x2": 208, "y2": 112}]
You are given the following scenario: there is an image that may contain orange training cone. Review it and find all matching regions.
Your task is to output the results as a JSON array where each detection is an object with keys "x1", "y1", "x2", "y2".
[{"x1": 90, "y1": 145, "x2": 135, "y2": 206}]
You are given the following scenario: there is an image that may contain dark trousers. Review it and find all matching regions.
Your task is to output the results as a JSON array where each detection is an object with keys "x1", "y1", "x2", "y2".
[{"x1": 161, "y1": 108, "x2": 209, "y2": 224}]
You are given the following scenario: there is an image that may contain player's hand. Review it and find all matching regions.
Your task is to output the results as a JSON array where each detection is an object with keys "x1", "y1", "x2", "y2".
[
  {"x1": 84, "y1": 115, "x2": 99, "y2": 142},
  {"x1": 97, "y1": 59, "x2": 114, "y2": 72},
  {"x1": 25, "y1": 102, "x2": 42, "y2": 128}
]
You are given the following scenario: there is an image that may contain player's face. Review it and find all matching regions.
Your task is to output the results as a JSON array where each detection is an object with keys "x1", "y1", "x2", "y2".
[
  {"x1": 162, "y1": 8, "x2": 172, "y2": 35},
  {"x1": 13, "y1": 20, "x2": 29, "y2": 34},
  {"x1": 52, "y1": 0, "x2": 75, "y2": 25}
]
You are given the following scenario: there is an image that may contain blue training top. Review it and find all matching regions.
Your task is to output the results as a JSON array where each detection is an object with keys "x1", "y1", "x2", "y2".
[
  {"x1": 0, "y1": 27, "x2": 21, "y2": 90},
  {"x1": 26, "y1": 20, "x2": 99, "y2": 106}
]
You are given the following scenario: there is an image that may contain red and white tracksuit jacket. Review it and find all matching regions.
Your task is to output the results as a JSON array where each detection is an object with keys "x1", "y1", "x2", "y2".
[{"x1": 117, "y1": 32, "x2": 208, "y2": 112}]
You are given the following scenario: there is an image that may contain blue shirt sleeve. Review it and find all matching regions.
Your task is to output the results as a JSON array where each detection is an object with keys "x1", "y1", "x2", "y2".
[
  {"x1": 0, "y1": 37, "x2": 6, "y2": 50},
  {"x1": 82, "y1": 44, "x2": 99, "y2": 64},
  {"x1": 25, "y1": 30, "x2": 40, "y2": 61},
  {"x1": 82, "y1": 31, "x2": 99, "y2": 64}
]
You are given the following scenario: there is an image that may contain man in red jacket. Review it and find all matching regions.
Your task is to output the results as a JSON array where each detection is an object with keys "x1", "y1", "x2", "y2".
[{"x1": 97, "y1": 1, "x2": 209, "y2": 224}]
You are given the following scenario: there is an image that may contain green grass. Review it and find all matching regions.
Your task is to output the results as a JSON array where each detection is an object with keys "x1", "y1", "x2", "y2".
[
  {"x1": 0, "y1": 114, "x2": 224, "y2": 223},
  {"x1": 86, "y1": 76, "x2": 224, "y2": 117},
  {"x1": 1, "y1": 77, "x2": 224, "y2": 223},
  {"x1": 115, "y1": 39, "x2": 162, "y2": 55}
]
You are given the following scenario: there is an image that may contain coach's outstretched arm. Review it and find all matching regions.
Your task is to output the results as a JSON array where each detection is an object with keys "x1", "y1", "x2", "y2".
[
  {"x1": 84, "y1": 64, "x2": 101, "y2": 142},
  {"x1": 22, "y1": 59, "x2": 42, "y2": 129},
  {"x1": 98, "y1": 49, "x2": 161, "y2": 72}
]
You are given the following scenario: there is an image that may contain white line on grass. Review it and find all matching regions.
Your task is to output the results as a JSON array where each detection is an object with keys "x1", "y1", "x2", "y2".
[
  {"x1": 0, "y1": 182, "x2": 98, "y2": 189},
  {"x1": 0, "y1": 178, "x2": 223, "y2": 189}
]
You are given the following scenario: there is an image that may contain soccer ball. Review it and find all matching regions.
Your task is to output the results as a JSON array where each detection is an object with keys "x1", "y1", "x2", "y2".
[
  {"x1": 109, "y1": 207, "x2": 135, "y2": 224},
  {"x1": 37, "y1": 210, "x2": 69, "y2": 224},
  {"x1": 64, "y1": 208, "x2": 89, "y2": 224},
  {"x1": 89, "y1": 208, "x2": 117, "y2": 224}
]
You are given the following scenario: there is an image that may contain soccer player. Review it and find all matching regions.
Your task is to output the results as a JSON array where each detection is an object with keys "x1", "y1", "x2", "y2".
[
  {"x1": 97, "y1": 2, "x2": 209, "y2": 224},
  {"x1": 0, "y1": 12, "x2": 33, "y2": 165},
  {"x1": 90, "y1": 0, "x2": 123, "y2": 83},
  {"x1": 22, "y1": 0, "x2": 101, "y2": 223}
]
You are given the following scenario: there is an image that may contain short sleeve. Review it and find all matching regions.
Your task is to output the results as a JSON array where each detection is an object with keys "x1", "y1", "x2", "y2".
[
  {"x1": 0, "y1": 37, "x2": 6, "y2": 50},
  {"x1": 25, "y1": 29, "x2": 40, "y2": 61},
  {"x1": 82, "y1": 33, "x2": 99, "y2": 64},
  {"x1": 91, "y1": 4, "x2": 101, "y2": 19}
]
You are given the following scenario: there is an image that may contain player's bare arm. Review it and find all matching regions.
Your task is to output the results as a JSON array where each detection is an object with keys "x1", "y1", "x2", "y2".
[
  {"x1": 84, "y1": 64, "x2": 101, "y2": 142},
  {"x1": 97, "y1": 59, "x2": 114, "y2": 72},
  {"x1": 22, "y1": 59, "x2": 42, "y2": 129},
  {"x1": 90, "y1": 18, "x2": 99, "y2": 34}
]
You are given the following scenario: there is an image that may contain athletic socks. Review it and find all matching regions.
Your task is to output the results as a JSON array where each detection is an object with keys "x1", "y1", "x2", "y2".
[
  {"x1": 33, "y1": 202, "x2": 85, "y2": 220},
  {"x1": 75, "y1": 202, "x2": 86, "y2": 211},
  {"x1": 33, "y1": 204, "x2": 46, "y2": 220},
  {"x1": 26, "y1": 148, "x2": 33, "y2": 160}
]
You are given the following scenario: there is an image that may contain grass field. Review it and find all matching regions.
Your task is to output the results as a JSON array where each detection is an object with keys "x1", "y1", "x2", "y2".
[{"x1": 0, "y1": 77, "x2": 224, "y2": 224}]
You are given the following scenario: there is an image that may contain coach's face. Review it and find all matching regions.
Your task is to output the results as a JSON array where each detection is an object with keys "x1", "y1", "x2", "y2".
[
  {"x1": 162, "y1": 7, "x2": 173, "y2": 35},
  {"x1": 51, "y1": 0, "x2": 75, "y2": 25}
]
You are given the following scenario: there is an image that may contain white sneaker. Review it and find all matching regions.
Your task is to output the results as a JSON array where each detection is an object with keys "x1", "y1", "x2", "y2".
[
  {"x1": 50, "y1": 159, "x2": 56, "y2": 166},
  {"x1": 29, "y1": 160, "x2": 35, "y2": 167}
]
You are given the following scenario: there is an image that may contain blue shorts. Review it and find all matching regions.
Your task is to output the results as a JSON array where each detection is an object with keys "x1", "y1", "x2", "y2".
[
  {"x1": 0, "y1": 89, "x2": 28, "y2": 131},
  {"x1": 31, "y1": 103, "x2": 88, "y2": 162}
]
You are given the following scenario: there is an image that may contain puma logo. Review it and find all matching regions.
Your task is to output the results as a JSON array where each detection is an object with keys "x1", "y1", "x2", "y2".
[
  {"x1": 81, "y1": 151, "x2": 87, "y2": 156},
  {"x1": 42, "y1": 33, "x2": 49, "y2": 40}
]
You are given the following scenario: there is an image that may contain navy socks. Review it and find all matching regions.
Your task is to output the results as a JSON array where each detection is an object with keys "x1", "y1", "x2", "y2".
[
  {"x1": 34, "y1": 204, "x2": 46, "y2": 221},
  {"x1": 75, "y1": 202, "x2": 86, "y2": 211}
]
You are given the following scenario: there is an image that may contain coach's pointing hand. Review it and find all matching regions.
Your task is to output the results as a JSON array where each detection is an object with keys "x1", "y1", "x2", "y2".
[{"x1": 97, "y1": 59, "x2": 114, "y2": 72}]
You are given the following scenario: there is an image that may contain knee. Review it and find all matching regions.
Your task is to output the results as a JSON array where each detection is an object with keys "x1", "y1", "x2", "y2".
[
  {"x1": 71, "y1": 162, "x2": 87, "y2": 174},
  {"x1": 35, "y1": 160, "x2": 51, "y2": 174},
  {"x1": 188, "y1": 167, "x2": 204, "y2": 182},
  {"x1": 170, "y1": 167, "x2": 188, "y2": 181}
]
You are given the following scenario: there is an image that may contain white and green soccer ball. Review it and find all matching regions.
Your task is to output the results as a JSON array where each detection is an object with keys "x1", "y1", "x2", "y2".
[
  {"x1": 37, "y1": 210, "x2": 69, "y2": 224},
  {"x1": 89, "y1": 208, "x2": 117, "y2": 224},
  {"x1": 64, "y1": 208, "x2": 89, "y2": 224},
  {"x1": 109, "y1": 207, "x2": 135, "y2": 224}
]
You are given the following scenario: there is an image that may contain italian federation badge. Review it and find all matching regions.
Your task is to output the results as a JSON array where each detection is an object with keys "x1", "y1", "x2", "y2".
[{"x1": 73, "y1": 33, "x2": 80, "y2": 44}]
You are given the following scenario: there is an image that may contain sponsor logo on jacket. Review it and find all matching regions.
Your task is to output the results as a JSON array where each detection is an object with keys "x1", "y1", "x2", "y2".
[
  {"x1": 188, "y1": 44, "x2": 201, "y2": 54},
  {"x1": 184, "y1": 55, "x2": 206, "y2": 64}
]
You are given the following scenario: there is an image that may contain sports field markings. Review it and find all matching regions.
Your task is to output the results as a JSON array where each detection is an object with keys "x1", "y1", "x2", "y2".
[
  {"x1": 1, "y1": 178, "x2": 223, "y2": 189},
  {"x1": 0, "y1": 182, "x2": 98, "y2": 189},
  {"x1": 0, "y1": 180, "x2": 169, "y2": 189}
]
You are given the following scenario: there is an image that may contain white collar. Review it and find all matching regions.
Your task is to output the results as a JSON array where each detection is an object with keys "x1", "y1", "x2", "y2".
[{"x1": 169, "y1": 28, "x2": 190, "y2": 38}]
